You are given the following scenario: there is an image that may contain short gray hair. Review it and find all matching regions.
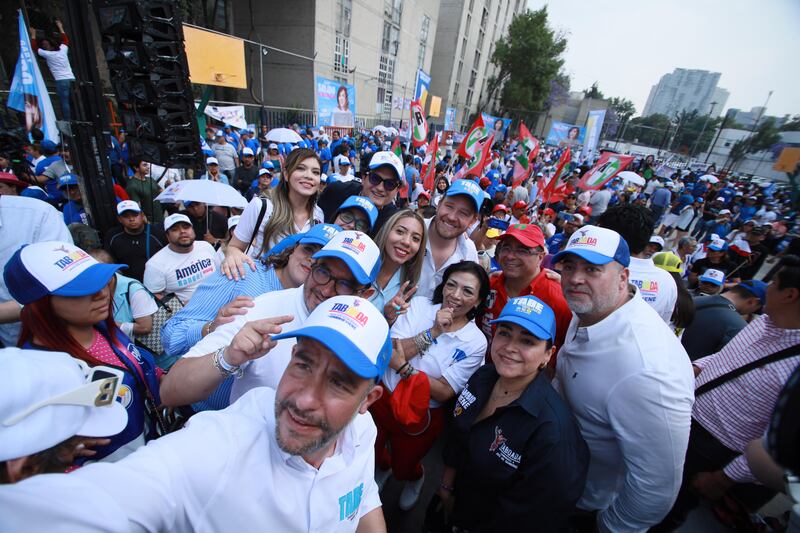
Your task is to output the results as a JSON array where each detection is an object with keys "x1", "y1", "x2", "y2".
[{"x1": 678, "y1": 236, "x2": 696, "y2": 250}]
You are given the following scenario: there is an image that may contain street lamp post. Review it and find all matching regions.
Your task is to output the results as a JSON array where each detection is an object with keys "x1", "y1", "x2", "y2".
[{"x1": 690, "y1": 101, "x2": 717, "y2": 158}]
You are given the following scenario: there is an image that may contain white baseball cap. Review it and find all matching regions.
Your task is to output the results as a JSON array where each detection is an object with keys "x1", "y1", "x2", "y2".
[
  {"x1": 649, "y1": 235, "x2": 665, "y2": 249},
  {"x1": 206, "y1": 156, "x2": 219, "y2": 166},
  {"x1": 719, "y1": 209, "x2": 732, "y2": 216},
  {"x1": 242, "y1": 147, "x2": 254, "y2": 156},
  {"x1": 271, "y1": 295, "x2": 391, "y2": 379},
  {"x1": 164, "y1": 213, "x2": 192, "y2": 231},
  {"x1": 368, "y1": 151, "x2": 404, "y2": 182},
  {"x1": 552, "y1": 225, "x2": 631, "y2": 267},
  {"x1": 116, "y1": 200, "x2": 141, "y2": 215},
  {"x1": 312, "y1": 230, "x2": 381, "y2": 285},
  {"x1": 269, "y1": 143, "x2": 279, "y2": 150},
  {"x1": 3, "y1": 242, "x2": 125, "y2": 305},
  {"x1": 227, "y1": 215, "x2": 241, "y2": 231},
  {"x1": 258, "y1": 167, "x2": 272, "y2": 176},
  {"x1": 0, "y1": 348, "x2": 128, "y2": 462},
  {"x1": 335, "y1": 154, "x2": 351, "y2": 167},
  {"x1": 699, "y1": 268, "x2": 725, "y2": 286}
]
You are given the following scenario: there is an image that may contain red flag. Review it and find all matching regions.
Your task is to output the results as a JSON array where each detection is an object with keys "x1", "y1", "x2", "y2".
[
  {"x1": 577, "y1": 153, "x2": 635, "y2": 190},
  {"x1": 422, "y1": 134, "x2": 440, "y2": 190},
  {"x1": 453, "y1": 134, "x2": 494, "y2": 181},
  {"x1": 456, "y1": 115, "x2": 488, "y2": 159},
  {"x1": 390, "y1": 137, "x2": 402, "y2": 159},
  {"x1": 542, "y1": 147, "x2": 572, "y2": 200},
  {"x1": 409, "y1": 100, "x2": 428, "y2": 148}
]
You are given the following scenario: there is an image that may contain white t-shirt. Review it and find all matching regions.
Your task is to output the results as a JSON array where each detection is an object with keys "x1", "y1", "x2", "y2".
[
  {"x1": 183, "y1": 286, "x2": 310, "y2": 402},
  {"x1": 37, "y1": 44, "x2": 74, "y2": 80},
  {"x1": 0, "y1": 388, "x2": 380, "y2": 532},
  {"x1": 143, "y1": 241, "x2": 220, "y2": 305},
  {"x1": 674, "y1": 205, "x2": 696, "y2": 230},
  {"x1": 385, "y1": 297, "x2": 486, "y2": 407},
  {"x1": 418, "y1": 218, "x2": 479, "y2": 299},
  {"x1": 628, "y1": 256, "x2": 678, "y2": 324},
  {"x1": 234, "y1": 196, "x2": 324, "y2": 260},
  {"x1": 129, "y1": 286, "x2": 158, "y2": 319}
]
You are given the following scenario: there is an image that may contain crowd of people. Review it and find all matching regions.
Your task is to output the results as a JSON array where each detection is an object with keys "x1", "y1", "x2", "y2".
[{"x1": 0, "y1": 118, "x2": 798, "y2": 533}]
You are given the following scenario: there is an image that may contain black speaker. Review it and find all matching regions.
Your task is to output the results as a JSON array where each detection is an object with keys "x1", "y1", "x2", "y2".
[{"x1": 95, "y1": 0, "x2": 200, "y2": 169}]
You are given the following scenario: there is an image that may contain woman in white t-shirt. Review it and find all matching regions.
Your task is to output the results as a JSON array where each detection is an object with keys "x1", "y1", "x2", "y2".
[
  {"x1": 370, "y1": 261, "x2": 489, "y2": 511},
  {"x1": 221, "y1": 148, "x2": 323, "y2": 279}
]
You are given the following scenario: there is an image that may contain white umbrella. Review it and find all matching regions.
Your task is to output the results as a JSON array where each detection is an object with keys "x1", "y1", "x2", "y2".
[
  {"x1": 617, "y1": 171, "x2": 645, "y2": 187},
  {"x1": 699, "y1": 174, "x2": 719, "y2": 183},
  {"x1": 387, "y1": 127, "x2": 399, "y2": 136},
  {"x1": 372, "y1": 125, "x2": 389, "y2": 134},
  {"x1": 265, "y1": 127, "x2": 302, "y2": 143},
  {"x1": 158, "y1": 179, "x2": 247, "y2": 208}
]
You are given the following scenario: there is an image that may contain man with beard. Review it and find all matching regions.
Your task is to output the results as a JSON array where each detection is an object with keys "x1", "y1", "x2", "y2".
[
  {"x1": 552, "y1": 225, "x2": 695, "y2": 531},
  {"x1": 0, "y1": 295, "x2": 391, "y2": 532},
  {"x1": 104, "y1": 200, "x2": 166, "y2": 282}
]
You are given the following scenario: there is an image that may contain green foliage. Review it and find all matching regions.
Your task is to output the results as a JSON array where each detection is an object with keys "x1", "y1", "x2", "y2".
[
  {"x1": 780, "y1": 115, "x2": 800, "y2": 132},
  {"x1": 728, "y1": 117, "x2": 783, "y2": 167},
  {"x1": 670, "y1": 110, "x2": 722, "y2": 156},
  {"x1": 622, "y1": 114, "x2": 672, "y2": 146}
]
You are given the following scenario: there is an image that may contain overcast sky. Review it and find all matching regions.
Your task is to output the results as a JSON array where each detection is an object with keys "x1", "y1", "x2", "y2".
[{"x1": 530, "y1": 0, "x2": 799, "y2": 118}]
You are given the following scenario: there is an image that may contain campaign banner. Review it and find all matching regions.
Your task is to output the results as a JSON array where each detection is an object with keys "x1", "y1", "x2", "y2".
[
  {"x1": 580, "y1": 109, "x2": 606, "y2": 160},
  {"x1": 8, "y1": 10, "x2": 59, "y2": 143},
  {"x1": 429, "y1": 96, "x2": 442, "y2": 118},
  {"x1": 409, "y1": 100, "x2": 428, "y2": 147},
  {"x1": 546, "y1": 121, "x2": 585, "y2": 147},
  {"x1": 481, "y1": 112, "x2": 512, "y2": 139},
  {"x1": 202, "y1": 105, "x2": 247, "y2": 129},
  {"x1": 577, "y1": 152, "x2": 635, "y2": 190},
  {"x1": 414, "y1": 69, "x2": 431, "y2": 106},
  {"x1": 316, "y1": 76, "x2": 355, "y2": 127},
  {"x1": 444, "y1": 107, "x2": 457, "y2": 131}
]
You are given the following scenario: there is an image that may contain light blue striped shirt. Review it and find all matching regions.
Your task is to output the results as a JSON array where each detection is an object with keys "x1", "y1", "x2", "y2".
[{"x1": 161, "y1": 264, "x2": 283, "y2": 357}]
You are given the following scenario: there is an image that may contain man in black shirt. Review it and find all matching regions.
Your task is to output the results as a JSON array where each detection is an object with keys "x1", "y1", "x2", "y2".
[
  {"x1": 317, "y1": 151, "x2": 402, "y2": 235},
  {"x1": 688, "y1": 240, "x2": 736, "y2": 288},
  {"x1": 232, "y1": 147, "x2": 258, "y2": 195},
  {"x1": 181, "y1": 201, "x2": 228, "y2": 245},
  {"x1": 730, "y1": 225, "x2": 770, "y2": 280},
  {"x1": 104, "y1": 200, "x2": 166, "y2": 281}
]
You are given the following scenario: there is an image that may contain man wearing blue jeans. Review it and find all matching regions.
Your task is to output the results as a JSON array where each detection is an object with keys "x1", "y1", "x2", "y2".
[{"x1": 31, "y1": 20, "x2": 75, "y2": 121}]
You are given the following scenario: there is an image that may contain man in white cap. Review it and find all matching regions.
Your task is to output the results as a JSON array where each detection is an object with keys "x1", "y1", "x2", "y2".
[
  {"x1": 319, "y1": 151, "x2": 404, "y2": 234},
  {"x1": 143, "y1": 214, "x2": 221, "y2": 305},
  {"x1": 104, "y1": 200, "x2": 166, "y2": 282},
  {"x1": 160, "y1": 230, "x2": 381, "y2": 406},
  {"x1": 211, "y1": 130, "x2": 238, "y2": 180},
  {"x1": 332, "y1": 154, "x2": 355, "y2": 183},
  {"x1": 200, "y1": 157, "x2": 228, "y2": 185},
  {"x1": 0, "y1": 296, "x2": 391, "y2": 532},
  {"x1": 552, "y1": 225, "x2": 694, "y2": 531},
  {"x1": 232, "y1": 146, "x2": 257, "y2": 194}
]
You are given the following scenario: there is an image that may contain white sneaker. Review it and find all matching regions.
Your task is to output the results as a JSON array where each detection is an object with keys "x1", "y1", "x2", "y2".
[
  {"x1": 398, "y1": 467, "x2": 425, "y2": 511},
  {"x1": 375, "y1": 467, "x2": 392, "y2": 492}
]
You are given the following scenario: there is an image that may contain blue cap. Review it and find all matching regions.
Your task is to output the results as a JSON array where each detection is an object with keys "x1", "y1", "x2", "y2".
[
  {"x1": 336, "y1": 196, "x2": 378, "y2": 230},
  {"x1": 489, "y1": 296, "x2": 556, "y2": 342},
  {"x1": 552, "y1": 225, "x2": 631, "y2": 267},
  {"x1": 737, "y1": 279, "x2": 767, "y2": 302},
  {"x1": 57, "y1": 174, "x2": 79, "y2": 189},
  {"x1": 266, "y1": 224, "x2": 341, "y2": 257},
  {"x1": 40, "y1": 140, "x2": 58, "y2": 153},
  {"x1": 699, "y1": 268, "x2": 725, "y2": 286},
  {"x1": 445, "y1": 179, "x2": 484, "y2": 212}
]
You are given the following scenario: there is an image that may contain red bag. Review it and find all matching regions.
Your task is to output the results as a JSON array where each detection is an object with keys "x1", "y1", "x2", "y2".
[{"x1": 390, "y1": 371, "x2": 431, "y2": 434}]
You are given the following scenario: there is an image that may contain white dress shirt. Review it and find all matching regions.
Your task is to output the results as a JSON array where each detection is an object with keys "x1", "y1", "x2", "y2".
[
  {"x1": 554, "y1": 287, "x2": 695, "y2": 532},
  {"x1": 417, "y1": 218, "x2": 479, "y2": 299},
  {"x1": 628, "y1": 256, "x2": 678, "y2": 324},
  {"x1": 0, "y1": 388, "x2": 381, "y2": 532}
]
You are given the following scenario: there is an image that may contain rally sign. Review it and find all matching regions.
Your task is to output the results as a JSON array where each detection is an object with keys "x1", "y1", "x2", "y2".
[
  {"x1": 456, "y1": 115, "x2": 490, "y2": 159},
  {"x1": 577, "y1": 152, "x2": 635, "y2": 190},
  {"x1": 410, "y1": 100, "x2": 428, "y2": 148}
]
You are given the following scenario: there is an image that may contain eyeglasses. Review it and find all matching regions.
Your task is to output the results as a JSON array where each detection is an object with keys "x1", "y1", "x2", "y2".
[
  {"x1": 310, "y1": 264, "x2": 360, "y2": 295},
  {"x1": 3, "y1": 363, "x2": 123, "y2": 426},
  {"x1": 367, "y1": 172, "x2": 402, "y2": 191},
  {"x1": 496, "y1": 244, "x2": 539, "y2": 258},
  {"x1": 335, "y1": 211, "x2": 371, "y2": 232}
]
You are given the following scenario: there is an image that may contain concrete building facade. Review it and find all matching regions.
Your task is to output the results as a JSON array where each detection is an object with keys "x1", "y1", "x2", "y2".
[{"x1": 642, "y1": 68, "x2": 729, "y2": 119}]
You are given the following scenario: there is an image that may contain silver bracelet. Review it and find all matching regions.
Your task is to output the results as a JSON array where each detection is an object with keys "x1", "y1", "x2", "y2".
[{"x1": 212, "y1": 347, "x2": 244, "y2": 378}]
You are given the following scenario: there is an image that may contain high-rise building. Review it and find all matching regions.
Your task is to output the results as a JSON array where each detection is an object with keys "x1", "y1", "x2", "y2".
[
  {"x1": 642, "y1": 68, "x2": 729, "y2": 118},
  {"x1": 428, "y1": 0, "x2": 525, "y2": 131}
]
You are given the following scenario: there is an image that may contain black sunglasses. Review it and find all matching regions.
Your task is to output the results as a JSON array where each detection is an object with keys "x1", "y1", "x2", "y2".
[{"x1": 367, "y1": 172, "x2": 401, "y2": 191}]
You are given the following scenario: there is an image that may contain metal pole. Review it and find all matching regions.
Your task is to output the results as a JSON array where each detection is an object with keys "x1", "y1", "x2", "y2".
[
  {"x1": 705, "y1": 109, "x2": 731, "y2": 164},
  {"x1": 690, "y1": 101, "x2": 717, "y2": 157}
]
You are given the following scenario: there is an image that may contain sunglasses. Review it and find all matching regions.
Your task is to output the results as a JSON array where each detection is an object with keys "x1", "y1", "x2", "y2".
[
  {"x1": 3, "y1": 362, "x2": 123, "y2": 426},
  {"x1": 367, "y1": 172, "x2": 402, "y2": 191}
]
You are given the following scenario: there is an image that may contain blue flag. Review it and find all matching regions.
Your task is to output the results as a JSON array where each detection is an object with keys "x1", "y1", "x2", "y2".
[{"x1": 7, "y1": 10, "x2": 59, "y2": 143}]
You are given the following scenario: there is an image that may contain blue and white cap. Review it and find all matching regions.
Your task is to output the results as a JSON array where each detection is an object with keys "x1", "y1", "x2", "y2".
[
  {"x1": 116, "y1": 200, "x2": 141, "y2": 215},
  {"x1": 3, "y1": 242, "x2": 125, "y2": 305},
  {"x1": 313, "y1": 230, "x2": 381, "y2": 285},
  {"x1": 707, "y1": 238, "x2": 727, "y2": 251},
  {"x1": 552, "y1": 225, "x2": 631, "y2": 267},
  {"x1": 271, "y1": 295, "x2": 391, "y2": 379},
  {"x1": 445, "y1": 178, "x2": 484, "y2": 212},
  {"x1": 336, "y1": 195, "x2": 378, "y2": 230},
  {"x1": 489, "y1": 295, "x2": 556, "y2": 342},
  {"x1": 699, "y1": 268, "x2": 725, "y2": 286},
  {"x1": 267, "y1": 223, "x2": 341, "y2": 257},
  {"x1": 57, "y1": 173, "x2": 79, "y2": 189},
  {"x1": 368, "y1": 151, "x2": 404, "y2": 181}
]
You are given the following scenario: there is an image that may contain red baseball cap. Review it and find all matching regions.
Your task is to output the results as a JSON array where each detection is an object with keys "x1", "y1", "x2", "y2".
[
  {"x1": 512, "y1": 200, "x2": 527, "y2": 210},
  {"x1": 498, "y1": 223, "x2": 546, "y2": 249},
  {"x1": 479, "y1": 177, "x2": 491, "y2": 189},
  {"x1": 493, "y1": 203, "x2": 508, "y2": 213},
  {"x1": 0, "y1": 172, "x2": 28, "y2": 191},
  {"x1": 542, "y1": 207, "x2": 556, "y2": 217}
]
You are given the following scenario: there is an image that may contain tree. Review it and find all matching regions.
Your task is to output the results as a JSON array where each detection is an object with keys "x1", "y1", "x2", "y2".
[
  {"x1": 727, "y1": 117, "x2": 782, "y2": 169},
  {"x1": 484, "y1": 7, "x2": 568, "y2": 115},
  {"x1": 622, "y1": 114, "x2": 671, "y2": 146},
  {"x1": 585, "y1": 83, "x2": 604, "y2": 100},
  {"x1": 670, "y1": 110, "x2": 723, "y2": 157},
  {"x1": 780, "y1": 115, "x2": 800, "y2": 132},
  {"x1": 604, "y1": 97, "x2": 636, "y2": 138}
]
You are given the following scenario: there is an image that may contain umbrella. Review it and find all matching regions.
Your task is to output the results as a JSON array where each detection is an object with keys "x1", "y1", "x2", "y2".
[
  {"x1": 617, "y1": 171, "x2": 645, "y2": 187},
  {"x1": 265, "y1": 128, "x2": 302, "y2": 143},
  {"x1": 157, "y1": 179, "x2": 247, "y2": 209},
  {"x1": 372, "y1": 125, "x2": 389, "y2": 134},
  {"x1": 387, "y1": 127, "x2": 399, "y2": 136},
  {"x1": 699, "y1": 174, "x2": 719, "y2": 183}
]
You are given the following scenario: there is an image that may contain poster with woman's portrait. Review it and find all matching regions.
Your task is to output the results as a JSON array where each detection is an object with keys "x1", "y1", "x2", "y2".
[
  {"x1": 316, "y1": 76, "x2": 356, "y2": 128},
  {"x1": 545, "y1": 121, "x2": 585, "y2": 147}
]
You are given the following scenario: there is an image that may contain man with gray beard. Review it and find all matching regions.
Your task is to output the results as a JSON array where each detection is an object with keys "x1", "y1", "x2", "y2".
[{"x1": 551, "y1": 225, "x2": 695, "y2": 532}]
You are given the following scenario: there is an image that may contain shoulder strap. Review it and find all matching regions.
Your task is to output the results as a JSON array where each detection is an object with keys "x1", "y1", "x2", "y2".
[
  {"x1": 245, "y1": 198, "x2": 268, "y2": 255},
  {"x1": 145, "y1": 223, "x2": 151, "y2": 259},
  {"x1": 696, "y1": 344, "x2": 800, "y2": 397}
]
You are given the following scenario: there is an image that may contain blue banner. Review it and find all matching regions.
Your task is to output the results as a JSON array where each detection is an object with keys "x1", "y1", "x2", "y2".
[
  {"x1": 481, "y1": 113, "x2": 512, "y2": 139},
  {"x1": 545, "y1": 121, "x2": 585, "y2": 147},
  {"x1": 444, "y1": 107, "x2": 457, "y2": 131},
  {"x1": 316, "y1": 76, "x2": 356, "y2": 128},
  {"x1": 8, "y1": 10, "x2": 59, "y2": 143},
  {"x1": 414, "y1": 69, "x2": 431, "y2": 101}
]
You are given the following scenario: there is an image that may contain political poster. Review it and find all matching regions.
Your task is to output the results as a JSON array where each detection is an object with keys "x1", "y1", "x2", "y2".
[
  {"x1": 580, "y1": 109, "x2": 606, "y2": 160},
  {"x1": 429, "y1": 96, "x2": 442, "y2": 118},
  {"x1": 316, "y1": 76, "x2": 356, "y2": 127},
  {"x1": 481, "y1": 112, "x2": 512, "y2": 139},
  {"x1": 577, "y1": 152, "x2": 635, "y2": 190},
  {"x1": 444, "y1": 107, "x2": 457, "y2": 131},
  {"x1": 546, "y1": 121, "x2": 585, "y2": 147},
  {"x1": 414, "y1": 69, "x2": 431, "y2": 106},
  {"x1": 410, "y1": 100, "x2": 429, "y2": 148},
  {"x1": 201, "y1": 104, "x2": 247, "y2": 129}
]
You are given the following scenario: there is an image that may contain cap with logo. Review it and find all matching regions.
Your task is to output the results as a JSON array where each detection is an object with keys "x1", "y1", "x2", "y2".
[
  {"x1": 164, "y1": 213, "x2": 192, "y2": 231},
  {"x1": 57, "y1": 173, "x2": 79, "y2": 189},
  {"x1": 271, "y1": 295, "x2": 391, "y2": 379},
  {"x1": 653, "y1": 251, "x2": 683, "y2": 274},
  {"x1": 737, "y1": 279, "x2": 767, "y2": 302},
  {"x1": 368, "y1": 151, "x2": 404, "y2": 182},
  {"x1": 489, "y1": 295, "x2": 556, "y2": 342},
  {"x1": 312, "y1": 230, "x2": 381, "y2": 285},
  {"x1": 699, "y1": 268, "x2": 725, "y2": 286},
  {"x1": 498, "y1": 223, "x2": 546, "y2": 249},
  {"x1": 552, "y1": 225, "x2": 631, "y2": 267},
  {"x1": 258, "y1": 167, "x2": 272, "y2": 177},
  {"x1": 648, "y1": 235, "x2": 665, "y2": 250},
  {"x1": 116, "y1": 200, "x2": 142, "y2": 215},
  {"x1": 268, "y1": 143, "x2": 279, "y2": 150},
  {"x1": 206, "y1": 156, "x2": 219, "y2": 166},
  {"x1": 707, "y1": 238, "x2": 728, "y2": 252},
  {"x1": 445, "y1": 179, "x2": 484, "y2": 212},
  {"x1": 336, "y1": 196, "x2": 378, "y2": 230},
  {"x1": 0, "y1": 348, "x2": 128, "y2": 462},
  {"x1": 267, "y1": 223, "x2": 341, "y2": 257},
  {"x1": 335, "y1": 154, "x2": 351, "y2": 167},
  {"x1": 3, "y1": 241, "x2": 126, "y2": 305},
  {"x1": 242, "y1": 147, "x2": 254, "y2": 156}
]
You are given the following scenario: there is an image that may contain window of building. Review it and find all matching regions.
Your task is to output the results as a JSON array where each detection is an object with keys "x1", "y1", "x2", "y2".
[
  {"x1": 453, "y1": 82, "x2": 460, "y2": 103},
  {"x1": 384, "y1": 0, "x2": 403, "y2": 25},
  {"x1": 334, "y1": 34, "x2": 350, "y2": 73},
  {"x1": 481, "y1": 7, "x2": 489, "y2": 28},
  {"x1": 469, "y1": 0, "x2": 475, "y2": 12},
  {"x1": 417, "y1": 14, "x2": 430, "y2": 70},
  {"x1": 379, "y1": 54, "x2": 396, "y2": 85},
  {"x1": 469, "y1": 69, "x2": 477, "y2": 89},
  {"x1": 461, "y1": 37, "x2": 468, "y2": 59},
  {"x1": 336, "y1": 0, "x2": 352, "y2": 36},
  {"x1": 456, "y1": 60, "x2": 463, "y2": 80},
  {"x1": 473, "y1": 50, "x2": 481, "y2": 70},
  {"x1": 465, "y1": 14, "x2": 471, "y2": 35},
  {"x1": 465, "y1": 88, "x2": 473, "y2": 106},
  {"x1": 382, "y1": 21, "x2": 400, "y2": 55},
  {"x1": 477, "y1": 28, "x2": 485, "y2": 49}
]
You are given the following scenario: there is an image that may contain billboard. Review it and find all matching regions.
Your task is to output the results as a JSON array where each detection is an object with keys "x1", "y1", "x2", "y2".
[
  {"x1": 546, "y1": 121, "x2": 585, "y2": 147},
  {"x1": 481, "y1": 112, "x2": 512, "y2": 138},
  {"x1": 316, "y1": 76, "x2": 356, "y2": 127},
  {"x1": 580, "y1": 109, "x2": 606, "y2": 160},
  {"x1": 444, "y1": 107, "x2": 457, "y2": 131},
  {"x1": 414, "y1": 69, "x2": 431, "y2": 106}
]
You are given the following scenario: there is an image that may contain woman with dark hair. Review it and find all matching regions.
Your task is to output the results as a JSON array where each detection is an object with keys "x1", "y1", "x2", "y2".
[
  {"x1": 4, "y1": 241, "x2": 161, "y2": 463},
  {"x1": 331, "y1": 86, "x2": 354, "y2": 127},
  {"x1": 371, "y1": 260, "x2": 489, "y2": 511},
  {"x1": 431, "y1": 174, "x2": 450, "y2": 206}
]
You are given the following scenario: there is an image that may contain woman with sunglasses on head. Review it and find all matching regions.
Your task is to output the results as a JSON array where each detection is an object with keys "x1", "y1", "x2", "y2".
[
  {"x1": 435, "y1": 296, "x2": 589, "y2": 532},
  {"x1": 4, "y1": 241, "x2": 162, "y2": 463},
  {"x1": 221, "y1": 148, "x2": 324, "y2": 281},
  {"x1": 371, "y1": 261, "x2": 489, "y2": 511}
]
